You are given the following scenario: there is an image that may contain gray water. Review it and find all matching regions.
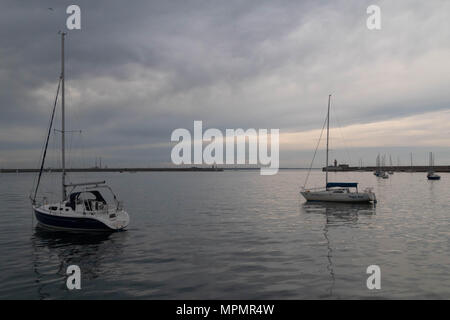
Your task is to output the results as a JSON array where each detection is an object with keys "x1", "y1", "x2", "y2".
[{"x1": 0, "y1": 170, "x2": 449, "y2": 299}]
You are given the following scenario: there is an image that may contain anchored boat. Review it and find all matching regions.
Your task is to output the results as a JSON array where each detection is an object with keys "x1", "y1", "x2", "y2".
[
  {"x1": 30, "y1": 33, "x2": 129, "y2": 231},
  {"x1": 427, "y1": 152, "x2": 441, "y2": 180},
  {"x1": 300, "y1": 95, "x2": 376, "y2": 203},
  {"x1": 388, "y1": 155, "x2": 394, "y2": 175}
]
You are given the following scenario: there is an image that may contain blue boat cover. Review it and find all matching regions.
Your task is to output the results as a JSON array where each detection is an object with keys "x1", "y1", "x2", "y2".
[{"x1": 326, "y1": 182, "x2": 358, "y2": 188}]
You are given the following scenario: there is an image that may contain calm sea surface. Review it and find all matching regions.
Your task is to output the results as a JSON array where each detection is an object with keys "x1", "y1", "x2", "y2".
[{"x1": 0, "y1": 170, "x2": 449, "y2": 299}]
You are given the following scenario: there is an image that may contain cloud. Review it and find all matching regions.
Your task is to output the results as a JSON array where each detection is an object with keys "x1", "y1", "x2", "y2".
[{"x1": 0, "y1": 0, "x2": 449, "y2": 167}]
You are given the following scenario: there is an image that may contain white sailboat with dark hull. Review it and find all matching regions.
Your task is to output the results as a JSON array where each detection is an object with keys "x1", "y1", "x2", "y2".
[
  {"x1": 300, "y1": 95, "x2": 376, "y2": 203},
  {"x1": 31, "y1": 33, "x2": 129, "y2": 231}
]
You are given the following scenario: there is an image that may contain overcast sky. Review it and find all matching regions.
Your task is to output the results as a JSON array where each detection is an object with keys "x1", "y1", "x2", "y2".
[{"x1": 1, "y1": 0, "x2": 450, "y2": 168}]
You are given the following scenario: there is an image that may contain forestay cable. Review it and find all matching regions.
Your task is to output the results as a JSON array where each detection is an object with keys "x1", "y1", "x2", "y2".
[
  {"x1": 32, "y1": 78, "x2": 61, "y2": 203},
  {"x1": 303, "y1": 114, "x2": 328, "y2": 189}
]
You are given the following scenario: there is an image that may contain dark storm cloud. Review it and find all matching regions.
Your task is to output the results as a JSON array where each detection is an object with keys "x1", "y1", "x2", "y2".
[{"x1": 1, "y1": 0, "x2": 450, "y2": 167}]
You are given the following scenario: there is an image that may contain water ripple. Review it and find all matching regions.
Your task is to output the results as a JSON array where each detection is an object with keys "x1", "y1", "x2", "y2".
[{"x1": 0, "y1": 171, "x2": 449, "y2": 299}]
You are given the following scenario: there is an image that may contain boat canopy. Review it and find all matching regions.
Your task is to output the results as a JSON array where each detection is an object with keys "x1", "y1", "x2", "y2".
[
  {"x1": 67, "y1": 190, "x2": 106, "y2": 210},
  {"x1": 326, "y1": 182, "x2": 358, "y2": 188}
]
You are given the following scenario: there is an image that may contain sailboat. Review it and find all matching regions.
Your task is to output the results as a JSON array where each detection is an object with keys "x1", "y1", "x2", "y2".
[
  {"x1": 30, "y1": 33, "x2": 130, "y2": 231},
  {"x1": 388, "y1": 155, "x2": 394, "y2": 175},
  {"x1": 380, "y1": 155, "x2": 389, "y2": 179},
  {"x1": 300, "y1": 95, "x2": 376, "y2": 203},
  {"x1": 374, "y1": 154, "x2": 388, "y2": 178},
  {"x1": 373, "y1": 154, "x2": 380, "y2": 176},
  {"x1": 427, "y1": 152, "x2": 441, "y2": 180}
]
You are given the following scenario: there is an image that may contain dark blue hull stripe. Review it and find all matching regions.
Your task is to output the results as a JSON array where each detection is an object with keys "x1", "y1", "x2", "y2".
[
  {"x1": 34, "y1": 209, "x2": 112, "y2": 231},
  {"x1": 304, "y1": 199, "x2": 372, "y2": 203}
]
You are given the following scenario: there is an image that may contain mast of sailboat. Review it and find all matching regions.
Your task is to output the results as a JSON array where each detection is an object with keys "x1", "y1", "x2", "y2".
[
  {"x1": 429, "y1": 152, "x2": 433, "y2": 173},
  {"x1": 325, "y1": 94, "x2": 331, "y2": 189},
  {"x1": 61, "y1": 32, "x2": 67, "y2": 201}
]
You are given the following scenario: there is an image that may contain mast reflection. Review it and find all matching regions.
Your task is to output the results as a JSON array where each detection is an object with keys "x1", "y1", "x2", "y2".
[
  {"x1": 31, "y1": 226, "x2": 127, "y2": 299},
  {"x1": 301, "y1": 202, "x2": 376, "y2": 297}
]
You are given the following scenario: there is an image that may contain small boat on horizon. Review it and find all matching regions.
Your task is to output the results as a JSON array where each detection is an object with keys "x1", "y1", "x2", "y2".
[
  {"x1": 374, "y1": 154, "x2": 388, "y2": 178},
  {"x1": 388, "y1": 155, "x2": 394, "y2": 175},
  {"x1": 300, "y1": 95, "x2": 376, "y2": 203},
  {"x1": 427, "y1": 152, "x2": 441, "y2": 180}
]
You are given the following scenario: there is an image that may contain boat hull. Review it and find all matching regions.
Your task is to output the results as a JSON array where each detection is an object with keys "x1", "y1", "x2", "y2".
[
  {"x1": 34, "y1": 208, "x2": 120, "y2": 232},
  {"x1": 427, "y1": 176, "x2": 441, "y2": 180},
  {"x1": 300, "y1": 191, "x2": 375, "y2": 203}
]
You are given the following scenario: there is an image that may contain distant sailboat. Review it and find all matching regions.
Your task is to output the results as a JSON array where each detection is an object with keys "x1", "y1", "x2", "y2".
[
  {"x1": 300, "y1": 95, "x2": 376, "y2": 203},
  {"x1": 374, "y1": 154, "x2": 388, "y2": 178},
  {"x1": 380, "y1": 155, "x2": 389, "y2": 178},
  {"x1": 373, "y1": 154, "x2": 380, "y2": 176},
  {"x1": 427, "y1": 152, "x2": 440, "y2": 180},
  {"x1": 388, "y1": 155, "x2": 394, "y2": 175},
  {"x1": 409, "y1": 153, "x2": 414, "y2": 172}
]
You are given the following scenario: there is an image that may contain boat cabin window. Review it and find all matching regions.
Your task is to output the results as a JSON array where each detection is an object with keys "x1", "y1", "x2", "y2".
[
  {"x1": 331, "y1": 188, "x2": 350, "y2": 193},
  {"x1": 67, "y1": 190, "x2": 107, "y2": 211}
]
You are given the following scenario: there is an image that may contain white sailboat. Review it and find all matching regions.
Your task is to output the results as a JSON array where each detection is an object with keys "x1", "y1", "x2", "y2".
[
  {"x1": 380, "y1": 155, "x2": 389, "y2": 179},
  {"x1": 300, "y1": 95, "x2": 376, "y2": 203},
  {"x1": 427, "y1": 152, "x2": 441, "y2": 180},
  {"x1": 373, "y1": 154, "x2": 380, "y2": 176},
  {"x1": 374, "y1": 154, "x2": 388, "y2": 178},
  {"x1": 30, "y1": 33, "x2": 130, "y2": 231},
  {"x1": 388, "y1": 155, "x2": 394, "y2": 175}
]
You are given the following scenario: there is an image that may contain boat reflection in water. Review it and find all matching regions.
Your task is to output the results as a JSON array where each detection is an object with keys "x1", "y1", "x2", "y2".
[
  {"x1": 301, "y1": 202, "x2": 376, "y2": 223},
  {"x1": 300, "y1": 202, "x2": 376, "y2": 297},
  {"x1": 31, "y1": 226, "x2": 127, "y2": 299}
]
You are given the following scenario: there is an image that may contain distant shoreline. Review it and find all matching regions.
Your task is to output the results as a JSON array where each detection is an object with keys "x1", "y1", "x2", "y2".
[
  {"x1": 0, "y1": 167, "x2": 317, "y2": 173},
  {"x1": 323, "y1": 166, "x2": 450, "y2": 172},
  {"x1": 0, "y1": 167, "x2": 225, "y2": 173},
  {"x1": 2, "y1": 166, "x2": 447, "y2": 173}
]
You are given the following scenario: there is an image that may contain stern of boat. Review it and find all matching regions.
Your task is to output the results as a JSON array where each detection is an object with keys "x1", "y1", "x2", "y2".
[
  {"x1": 104, "y1": 209, "x2": 130, "y2": 231},
  {"x1": 364, "y1": 188, "x2": 377, "y2": 203}
]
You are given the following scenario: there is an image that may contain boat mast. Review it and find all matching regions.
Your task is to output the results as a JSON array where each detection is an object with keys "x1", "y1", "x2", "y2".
[
  {"x1": 325, "y1": 94, "x2": 331, "y2": 189},
  {"x1": 61, "y1": 32, "x2": 67, "y2": 201},
  {"x1": 429, "y1": 152, "x2": 433, "y2": 173}
]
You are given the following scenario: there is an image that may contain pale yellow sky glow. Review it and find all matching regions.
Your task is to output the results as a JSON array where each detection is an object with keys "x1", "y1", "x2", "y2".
[{"x1": 281, "y1": 109, "x2": 450, "y2": 151}]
